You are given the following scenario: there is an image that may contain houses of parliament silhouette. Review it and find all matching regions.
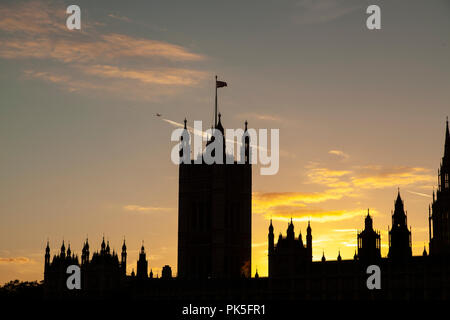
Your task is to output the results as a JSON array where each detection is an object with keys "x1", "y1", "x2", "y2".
[{"x1": 43, "y1": 116, "x2": 450, "y2": 300}]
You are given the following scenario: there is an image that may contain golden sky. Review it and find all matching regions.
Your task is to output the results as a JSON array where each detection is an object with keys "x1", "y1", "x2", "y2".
[{"x1": 0, "y1": 0, "x2": 449, "y2": 283}]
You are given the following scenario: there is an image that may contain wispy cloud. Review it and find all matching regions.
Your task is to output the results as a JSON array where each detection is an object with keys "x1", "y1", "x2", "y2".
[
  {"x1": 328, "y1": 150, "x2": 349, "y2": 159},
  {"x1": 253, "y1": 191, "x2": 363, "y2": 223},
  {"x1": 236, "y1": 113, "x2": 282, "y2": 122},
  {"x1": 108, "y1": 13, "x2": 132, "y2": 23},
  {"x1": 352, "y1": 166, "x2": 434, "y2": 189},
  {"x1": 0, "y1": 257, "x2": 32, "y2": 264},
  {"x1": 81, "y1": 65, "x2": 206, "y2": 86},
  {"x1": 123, "y1": 205, "x2": 172, "y2": 213},
  {"x1": 293, "y1": 0, "x2": 362, "y2": 25},
  {"x1": 0, "y1": 1, "x2": 207, "y2": 101}
]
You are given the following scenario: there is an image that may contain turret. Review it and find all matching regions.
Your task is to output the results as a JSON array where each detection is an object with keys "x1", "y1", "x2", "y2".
[
  {"x1": 286, "y1": 218, "x2": 295, "y2": 240},
  {"x1": 121, "y1": 238, "x2": 127, "y2": 276},
  {"x1": 44, "y1": 240, "x2": 50, "y2": 272},
  {"x1": 81, "y1": 238, "x2": 90, "y2": 265},
  {"x1": 101, "y1": 236, "x2": 106, "y2": 254},
  {"x1": 268, "y1": 219, "x2": 274, "y2": 254},
  {"x1": 137, "y1": 241, "x2": 148, "y2": 279},
  {"x1": 179, "y1": 118, "x2": 190, "y2": 163},
  {"x1": 306, "y1": 220, "x2": 312, "y2": 261},
  {"x1": 243, "y1": 120, "x2": 250, "y2": 164},
  {"x1": 60, "y1": 240, "x2": 66, "y2": 258}
]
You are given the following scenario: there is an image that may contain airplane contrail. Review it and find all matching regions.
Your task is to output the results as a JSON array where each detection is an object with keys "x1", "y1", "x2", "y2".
[
  {"x1": 406, "y1": 190, "x2": 432, "y2": 198},
  {"x1": 160, "y1": 117, "x2": 266, "y2": 151}
]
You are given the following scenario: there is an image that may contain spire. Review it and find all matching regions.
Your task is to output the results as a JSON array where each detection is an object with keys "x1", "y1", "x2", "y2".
[
  {"x1": 307, "y1": 220, "x2": 311, "y2": 233},
  {"x1": 269, "y1": 219, "x2": 273, "y2": 233},
  {"x1": 184, "y1": 118, "x2": 187, "y2": 129},
  {"x1": 365, "y1": 208, "x2": 373, "y2": 230},
  {"x1": 122, "y1": 238, "x2": 126, "y2": 251},
  {"x1": 287, "y1": 218, "x2": 294, "y2": 239},
  {"x1": 321, "y1": 250, "x2": 326, "y2": 262},
  {"x1": 244, "y1": 120, "x2": 248, "y2": 132},
  {"x1": 445, "y1": 116, "x2": 449, "y2": 158},
  {"x1": 216, "y1": 112, "x2": 224, "y2": 134},
  {"x1": 337, "y1": 250, "x2": 342, "y2": 261},
  {"x1": 396, "y1": 187, "x2": 402, "y2": 202}
]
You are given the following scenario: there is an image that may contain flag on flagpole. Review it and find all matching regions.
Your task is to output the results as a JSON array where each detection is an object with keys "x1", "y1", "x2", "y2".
[{"x1": 216, "y1": 80, "x2": 227, "y2": 88}]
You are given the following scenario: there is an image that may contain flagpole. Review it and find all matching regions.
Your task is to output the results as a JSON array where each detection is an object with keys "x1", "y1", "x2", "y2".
[{"x1": 215, "y1": 75, "x2": 218, "y2": 128}]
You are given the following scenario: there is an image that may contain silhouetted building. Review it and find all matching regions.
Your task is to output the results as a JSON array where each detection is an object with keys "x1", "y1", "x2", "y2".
[
  {"x1": 177, "y1": 114, "x2": 252, "y2": 279},
  {"x1": 44, "y1": 240, "x2": 79, "y2": 293},
  {"x1": 388, "y1": 190, "x2": 412, "y2": 261},
  {"x1": 430, "y1": 118, "x2": 450, "y2": 256},
  {"x1": 41, "y1": 118, "x2": 450, "y2": 300},
  {"x1": 268, "y1": 219, "x2": 312, "y2": 278},
  {"x1": 44, "y1": 237, "x2": 139, "y2": 296},
  {"x1": 121, "y1": 239, "x2": 127, "y2": 277},
  {"x1": 137, "y1": 243, "x2": 148, "y2": 279},
  {"x1": 161, "y1": 265, "x2": 172, "y2": 279},
  {"x1": 357, "y1": 209, "x2": 381, "y2": 264}
]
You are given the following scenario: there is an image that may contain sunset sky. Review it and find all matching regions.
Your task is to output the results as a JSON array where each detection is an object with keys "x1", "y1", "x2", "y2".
[{"x1": 1, "y1": 0, "x2": 449, "y2": 284}]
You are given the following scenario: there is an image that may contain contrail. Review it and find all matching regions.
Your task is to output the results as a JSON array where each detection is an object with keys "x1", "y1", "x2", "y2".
[
  {"x1": 407, "y1": 190, "x2": 432, "y2": 198},
  {"x1": 160, "y1": 117, "x2": 266, "y2": 151}
]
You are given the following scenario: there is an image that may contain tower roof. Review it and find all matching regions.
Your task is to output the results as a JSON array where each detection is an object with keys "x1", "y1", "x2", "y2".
[
  {"x1": 396, "y1": 188, "x2": 402, "y2": 204},
  {"x1": 216, "y1": 113, "x2": 224, "y2": 134},
  {"x1": 445, "y1": 116, "x2": 449, "y2": 158}
]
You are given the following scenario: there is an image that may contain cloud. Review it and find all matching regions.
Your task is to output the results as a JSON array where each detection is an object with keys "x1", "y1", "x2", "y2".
[
  {"x1": 23, "y1": 68, "x2": 201, "y2": 102},
  {"x1": 0, "y1": 1, "x2": 207, "y2": 101},
  {"x1": 0, "y1": 1, "x2": 65, "y2": 35},
  {"x1": 352, "y1": 166, "x2": 434, "y2": 189},
  {"x1": 306, "y1": 167, "x2": 352, "y2": 186},
  {"x1": 81, "y1": 65, "x2": 206, "y2": 86},
  {"x1": 253, "y1": 157, "x2": 434, "y2": 224},
  {"x1": 236, "y1": 113, "x2": 282, "y2": 122},
  {"x1": 123, "y1": 205, "x2": 172, "y2": 213},
  {"x1": 108, "y1": 13, "x2": 132, "y2": 23},
  {"x1": 293, "y1": 0, "x2": 362, "y2": 25},
  {"x1": 253, "y1": 190, "x2": 345, "y2": 207},
  {"x1": 328, "y1": 150, "x2": 349, "y2": 159},
  {"x1": 268, "y1": 208, "x2": 366, "y2": 223},
  {"x1": 0, "y1": 34, "x2": 205, "y2": 63},
  {"x1": 0, "y1": 257, "x2": 31, "y2": 264},
  {"x1": 253, "y1": 191, "x2": 363, "y2": 223},
  {"x1": 305, "y1": 163, "x2": 434, "y2": 191}
]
